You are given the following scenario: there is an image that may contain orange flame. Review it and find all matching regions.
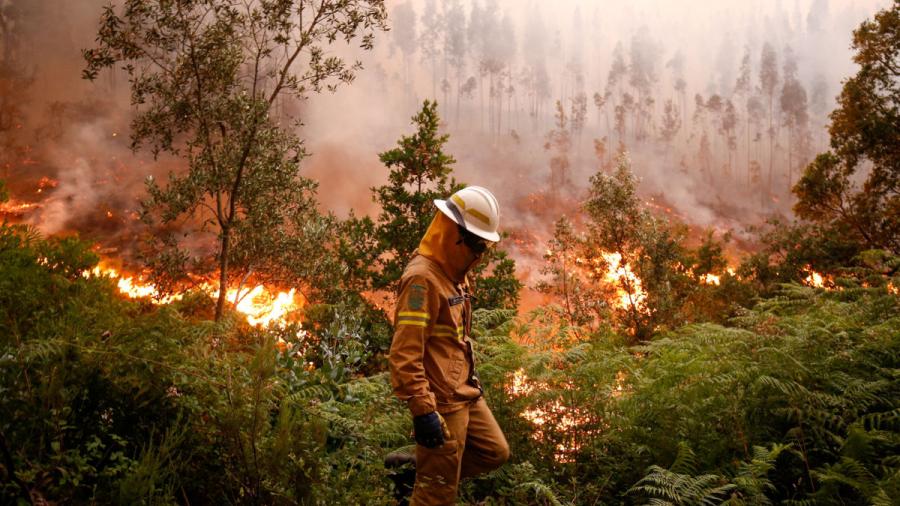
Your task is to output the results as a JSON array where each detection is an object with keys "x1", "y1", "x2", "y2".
[
  {"x1": 575, "y1": 251, "x2": 647, "y2": 311},
  {"x1": 700, "y1": 273, "x2": 721, "y2": 286},
  {"x1": 86, "y1": 262, "x2": 304, "y2": 333},
  {"x1": 0, "y1": 200, "x2": 40, "y2": 215},
  {"x1": 506, "y1": 367, "x2": 620, "y2": 462},
  {"x1": 803, "y1": 266, "x2": 831, "y2": 288}
]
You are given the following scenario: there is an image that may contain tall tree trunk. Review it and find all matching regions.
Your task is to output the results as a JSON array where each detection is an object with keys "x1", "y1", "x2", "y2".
[
  {"x1": 768, "y1": 96, "x2": 774, "y2": 197},
  {"x1": 215, "y1": 226, "x2": 231, "y2": 322},
  {"x1": 746, "y1": 115, "x2": 751, "y2": 186},
  {"x1": 479, "y1": 75, "x2": 484, "y2": 131},
  {"x1": 787, "y1": 126, "x2": 793, "y2": 192}
]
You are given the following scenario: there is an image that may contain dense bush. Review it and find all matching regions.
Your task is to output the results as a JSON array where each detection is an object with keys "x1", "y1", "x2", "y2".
[
  {"x1": 0, "y1": 225, "x2": 408, "y2": 504},
  {"x1": 469, "y1": 279, "x2": 899, "y2": 505},
  {"x1": 2, "y1": 223, "x2": 898, "y2": 504}
]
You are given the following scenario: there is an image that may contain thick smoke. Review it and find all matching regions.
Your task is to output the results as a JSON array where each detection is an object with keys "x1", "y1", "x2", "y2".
[{"x1": 0, "y1": 0, "x2": 891, "y2": 263}]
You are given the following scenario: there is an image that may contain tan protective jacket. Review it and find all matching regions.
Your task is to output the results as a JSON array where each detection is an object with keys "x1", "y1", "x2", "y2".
[{"x1": 389, "y1": 212, "x2": 484, "y2": 416}]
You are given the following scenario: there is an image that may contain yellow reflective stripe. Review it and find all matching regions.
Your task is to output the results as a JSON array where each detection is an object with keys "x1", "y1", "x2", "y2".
[
  {"x1": 451, "y1": 194, "x2": 491, "y2": 227},
  {"x1": 466, "y1": 208, "x2": 491, "y2": 227},
  {"x1": 397, "y1": 320, "x2": 428, "y2": 327},
  {"x1": 433, "y1": 324, "x2": 465, "y2": 340},
  {"x1": 398, "y1": 311, "x2": 429, "y2": 318}
]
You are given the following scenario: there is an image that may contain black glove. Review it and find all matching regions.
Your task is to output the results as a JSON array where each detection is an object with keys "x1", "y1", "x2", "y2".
[{"x1": 413, "y1": 412, "x2": 445, "y2": 448}]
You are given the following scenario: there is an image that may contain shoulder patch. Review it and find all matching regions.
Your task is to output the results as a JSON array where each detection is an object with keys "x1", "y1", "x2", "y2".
[{"x1": 408, "y1": 283, "x2": 427, "y2": 310}]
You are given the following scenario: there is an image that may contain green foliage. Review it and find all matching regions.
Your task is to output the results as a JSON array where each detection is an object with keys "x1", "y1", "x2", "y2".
[
  {"x1": 370, "y1": 99, "x2": 460, "y2": 291},
  {"x1": 793, "y1": 1, "x2": 899, "y2": 253},
  {"x1": 537, "y1": 217, "x2": 607, "y2": 328},
  {"x1": 367, "y1": 100, "x2": 521, "y2": 309},
  {"x1": 0, "y1": 226, "x2": 405, "y2": 504},
  {"x1": 468, "y1": 278, "x2": 899, "y2": 505},
  {"x1": 628, "y1": 443, "x2": 790, "y2": 505},
  {"x1": 471, "y1": 247, "x2": 522, "y2": 311},
  {"x1": 583, "y1": 154, "x2": 691, "y2": 341},
  {"x1": 83, "y1": 0, "x2": 388, "y2": 320},
  {"x1": 544, "y1": 155, "x2": 746, "y2": 340},
  {"x1": 2, "y1": 210, "x2": 898, "y2": 504}
]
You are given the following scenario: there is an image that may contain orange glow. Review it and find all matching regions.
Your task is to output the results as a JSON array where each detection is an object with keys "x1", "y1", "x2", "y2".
[
  {"x1": 507, "y1": 368, "x2": 536, "y2": 397},
  {"x1": 86, "y1": 262, "x2": 305, "y2": 334},
  {"x1": 86, "y1": 264, "x2": 183, "y2": 304},
  {"x1": 0, "y1": 200, "x2": 40, "y2": 215},
  {"x1": 506, "y1": 367, "x2": 621, "y2": 463},
  {"x1": 803, "y1": 267, "x2": 831, "y2": 288},
  {"x1": 221, "y1": 285, "x2": 303, "y2": 328},
  {"x1": 37, "y1": 176, "x2": 58, "y2": 191},
  {"x1": 577, "y1": 251, "x2": 647, "y2": 312},
  {"x1": 700, "y1": 273, "x2": 721, "y2": 285}
]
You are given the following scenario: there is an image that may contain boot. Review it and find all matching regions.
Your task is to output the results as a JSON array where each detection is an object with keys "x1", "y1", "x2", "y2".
[{"x1": 384, "y1": 446, "x2": 416, "y2": 505}]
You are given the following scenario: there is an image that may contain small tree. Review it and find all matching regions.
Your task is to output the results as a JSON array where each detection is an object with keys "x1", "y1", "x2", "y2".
[
  {"x1": 370, "y1": 100, "x2": 458, "y2": 291},
  {"x1": 583, "y1": 155, "x2": 687, "y2": 342},
  {"x1": 370, "y1": 100, "x2": 520, "y2": 308},
  {"x1": 545, "y1": 100, "x2": 572, "y2": 194},
  {"x1": 660, "y1": 98, "x2": 681, "y2": 155},
  {"x1": 83, "y1": 0, "x2": 388, "y2": 321},
  {"x1": 536, "y1": 216, "x2": 606, "y2": 328}
]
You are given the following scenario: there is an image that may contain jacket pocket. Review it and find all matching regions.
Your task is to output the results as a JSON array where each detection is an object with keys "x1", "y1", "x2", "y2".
[{"x1": 447, "y1": 357, "x2": 465, "y2": 389}]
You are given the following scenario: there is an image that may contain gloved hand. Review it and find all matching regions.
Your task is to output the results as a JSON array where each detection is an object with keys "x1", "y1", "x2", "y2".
[{"x1": 413, "y1": 412, "x2": 445, "y2": 448}]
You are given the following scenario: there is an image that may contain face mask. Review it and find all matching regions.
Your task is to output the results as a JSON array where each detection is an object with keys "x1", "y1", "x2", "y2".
[{"x1": 458, "y1": 226, "x2": 489, "y2": 255}]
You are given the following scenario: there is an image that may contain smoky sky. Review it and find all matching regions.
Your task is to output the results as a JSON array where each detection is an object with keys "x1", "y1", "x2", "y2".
[
  {"x1": 304, "y1": 0, "x2": 887, "y2": 232},
  {"x1": 0, "y1": 0, "x2": 890, "y2": 258}
]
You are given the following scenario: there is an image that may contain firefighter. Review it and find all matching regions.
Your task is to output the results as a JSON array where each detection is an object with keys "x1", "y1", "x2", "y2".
[{"x1": 388, "y1": 185, "x2": 510, "y2": 505}]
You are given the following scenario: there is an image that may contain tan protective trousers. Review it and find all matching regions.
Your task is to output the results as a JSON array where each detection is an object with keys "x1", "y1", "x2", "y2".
[{"x1": 410, "y1": 397, "x2": 510, "y2": 506}]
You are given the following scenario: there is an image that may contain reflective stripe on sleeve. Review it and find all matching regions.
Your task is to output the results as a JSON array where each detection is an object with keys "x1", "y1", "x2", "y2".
[
  {"x1": 397, "y1": 310, "x2": 429, "y2": 327},
  {"x1": 398, "y1": 311, "x2": 429, "y2": 318},
  {"x1": 397, "y1": 319, "x2": 428, "y2": 327},
  {"x1": 432, "y1": 324, "x2": 465, "y2": 341}
]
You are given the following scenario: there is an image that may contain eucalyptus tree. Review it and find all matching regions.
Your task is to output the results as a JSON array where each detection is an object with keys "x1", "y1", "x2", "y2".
[
  {"x1": 83, "y1": 0, "x2": 388, "y2": 321},
  {"x1": 443, "y1": 0, "x2": 466, "y2": 123},
  {"x1": 391, "y1": 1, "x2": 417, "y2": 93},
  {"x1": 419, "y1": 0, "x2": 443, "y2": 99},
  {"x1": 780, "y1": 47, "x2": 810, "y2": 188},
  {"x1": 759, "y1": 42, "x2": 779, "y2": 194}
]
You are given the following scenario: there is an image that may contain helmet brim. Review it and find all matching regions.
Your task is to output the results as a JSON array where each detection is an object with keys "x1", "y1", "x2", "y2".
[{"x1": 434, "y1": 199, "x2": 501, "y2": 242}]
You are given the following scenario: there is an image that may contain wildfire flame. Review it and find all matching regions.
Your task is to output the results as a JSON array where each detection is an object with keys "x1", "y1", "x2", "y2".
[
  {"x1": 803, "y1": 266, "x2": 831, "y2": 288},
  {"x1": 507, "y1": 367, "x2": 619, "y2": 463},
  {"x1": 223, "y1": 285, "x2": 302, "y2": 328},
  {"x1": 86, "y1": 262, "x2": 304, "y2": 333},
  {"x1": 700, "y1": 273, "x2": 721, "y2": 286},
  {"x1": 0, "y1": 200, "x2": 40, "y2": 215},
  {"x1": 577, "y1": 251, "x2": 647, "y2": 311}
]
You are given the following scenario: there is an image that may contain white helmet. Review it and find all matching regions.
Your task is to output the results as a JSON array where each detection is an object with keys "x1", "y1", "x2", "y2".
[{"x1": 434, "y1": 186, "x2": 501, "y2": 242}]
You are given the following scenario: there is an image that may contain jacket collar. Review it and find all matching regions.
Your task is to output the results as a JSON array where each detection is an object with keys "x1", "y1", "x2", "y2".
[{"x1": 417, "y1": 212, "x2": 483, "y2": 284}]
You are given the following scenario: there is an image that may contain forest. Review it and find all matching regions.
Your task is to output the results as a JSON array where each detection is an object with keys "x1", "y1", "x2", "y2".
[{"x1": 0, "y1": 0, "x2": 898, "y2": 504}]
